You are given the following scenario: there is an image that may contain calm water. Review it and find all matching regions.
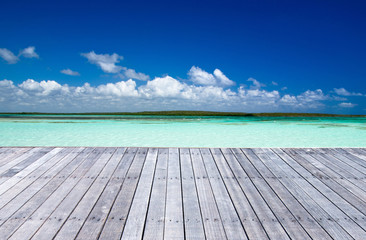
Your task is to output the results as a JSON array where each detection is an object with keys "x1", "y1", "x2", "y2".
[{"x1": 0, "y1": 114, "x2": 365, "y2": 147}]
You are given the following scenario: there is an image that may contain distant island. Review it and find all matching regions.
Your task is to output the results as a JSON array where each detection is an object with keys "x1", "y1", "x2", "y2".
[{"x1": 1, "y1": 111, "x2": 365, "y2": 117}]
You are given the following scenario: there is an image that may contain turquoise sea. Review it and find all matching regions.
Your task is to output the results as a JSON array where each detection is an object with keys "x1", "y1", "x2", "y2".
[{"x1": 0, "y1": 114, "x2": 365, "y2": 147}]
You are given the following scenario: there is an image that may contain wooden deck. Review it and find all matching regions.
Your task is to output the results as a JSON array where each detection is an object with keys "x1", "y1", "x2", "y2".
[{"x1": 0, "y1": 147, "x2": 365, "y2": 239}]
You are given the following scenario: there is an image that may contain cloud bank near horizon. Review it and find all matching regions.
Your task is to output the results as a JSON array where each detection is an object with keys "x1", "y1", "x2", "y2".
[
  {"x1": 1, "y1": 48, "x2": 365, "y2": 113},
  {"x1": 0, "y1": 73, "x2": 361, "y2": 113}
]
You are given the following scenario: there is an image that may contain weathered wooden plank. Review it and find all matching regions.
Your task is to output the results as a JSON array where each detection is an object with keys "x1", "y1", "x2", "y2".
[
  {"x1": 62, "y1": 147, "x2": 134, "y2": 240},
  {"x1": 24, "y1": 148, "x2": 114, "y2": 239},
  {"x1": 0, "y1": 148, "x2": 75, "y2": 209},
  {"x1": 33, "y1": 148, "x2": 124, "y2": 240},
  {"x1": 346, "y1": 148, "x2": 366, "y2": 162},
  {"x1": 163, "y1": 148, "x2": 185, "y2": 239},
  {"x1": 285, "y1": 148, "x2": 366, "y2": 203},
  {"x1": 251, "y1": 148, "x2": 362, "y2": 240},
  {"x1": 179, "y1": 148, "x2": 205, "y2": 240},
  {"x1": 334, "y1": 148, "x2": 366, "y2": 169},
  {"x1": 0, "y1": 147, "x2": 49, "y2": 177},
  {"x1": 0, "y1": 148, "x2": 92, "y2": 239},
  {"x1": 312, "y1": 149, "x2": 366, "y2": 181},
  {"x1": 6, "y1": 148, "x2": 106, "y2": 240},
  {"x1": 0, "y1": 148, "x2": 32, "y2": 167},
  {"x1": 202, "y1": 148, "x2": 247, "y2": 240},
  {"x1": 227, "y1": 148, "x2": 313, "y2": 240},
  {"x1": 143, "y1": 148, "x2": 168, "y2": 240},
  {"x1": 190, "y1": 148, "x2": 227, "y2": 240},
  {"x1": 0, "y1": 148, "x2": 68, "y2": 195},
  {"x1": 226, "y1": 148, "x2": 290, "y2": 240},
  {"x1": 243, "y1": 148, "x2": 354, "y2": 240},
  {"x1": 233, "y1": 148, "x2": 333, "y2": 240},
  {"x1": 121, "y1": 148, "x2": 158, "y2": 240},
  {"x1": 273, "y1": 149, "x2": 366, "y2": 231},
  {"x1": 280, "y1": 148, "x2": 366, "y2": 213},
  {"x1": 326, "y1": 148, "x2": 366, "y2": 174},
  {"x1": 218, "y1": 148, "x2": 269, "y2": 240},
  {"x1": 98, "y1": 148, "x2": 146, "y2": 240}
]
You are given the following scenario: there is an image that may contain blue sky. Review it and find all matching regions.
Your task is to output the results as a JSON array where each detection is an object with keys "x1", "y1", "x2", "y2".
[{"x1": 1, "y1": 0, "x2": 366, "y2": 114}]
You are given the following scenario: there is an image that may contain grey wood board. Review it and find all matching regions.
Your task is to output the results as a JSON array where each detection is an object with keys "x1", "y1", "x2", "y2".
[
  {"x1": 0, "y1": 147, "x2": 50, "y2": 177},
  {"x1": 121, "y1": 148, "x2": 158, "y2": 240},
  {"x1": 189, "y1": 148, "x2": 227, "y2": 240},
  {"x1": 285, "y1": 148, "x2": 366, "y2": 203},
  {"x1": 0, "y1": 148, "x2": 32, "y2": 168},
  {"x1": 273, "y1": 149, "x2": 366, "y2": 231},
  {"x1": 0, "y1": 148, "x2": 77, "y2": 211},
  {"x1": 222, "y1": 148, "x2": 270, "y2": 240},
  {"x1": 229, "y1": 148, "x2": 290, "y2": 240},
  {"x1": 279, "y1": 148, "x2": 366, "y2": 213},
  {"x1": 325, "y1": 148, "x2": 366, "y2": 174},
  {"x1": 6, "y1": 148, "x2": 106, "y2": 240},
  {"x1": 163, "y1": 148, "x2": 185, "y2": 240},
  {"x1": 235, "y1": 148, "x2": 332, "y2": 240},
  {"x1": 251, "y1": 148, "x2": 363, "y2": 240},
  {"x1": 203, "y1": 148, "x2": 247, "y2": 240},
  {"x1": 0, "y1": 148, "x2": 94, "y2": 239},
  {"x1": 0, "y1": 148, "x2": 71, "y2": 196},
  {"x1": 98, "y1": 148, "x2": 147, "y2": 240},
  {"x1": 67, "y1": 147, "x2": 135, "y2": 240},
  {"x1": 179, "y1": 148, "x2": 205, "y2": 240},
  {"x1": 33, "y1": 148, "x2": 123, "y2": 240},
  {"x1": 227, "y1": 148, "x2": 312, "y2": 240},
  {"x1": 243, "y1": 148, "x2": 354, "y2": 240},
  {"x1": 143, "y1": 148, "x2": 169, "y2": 240}
]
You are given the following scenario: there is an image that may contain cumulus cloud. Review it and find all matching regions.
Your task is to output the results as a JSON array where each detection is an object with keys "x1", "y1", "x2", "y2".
[
  {"x1": 333, "y1": 88, "x2": 363, "y2": 96},
  {"x1": 81, "y1": 51, "x2": 123, "y2": 73},
  {"x1": 247, "y1": 78, "x2": 265, "y2": 89},
  {"x1": 96, "y1": 79, "x2": 138, "y2": 97},
  {"x1": 61, "y1": 69, "x2": 80, "y2": 76},
  {"x1": 0, "y1": 48, "x2": 19, "y2": 64},
  {"x1": 339, "y1": 102, "x2": 356, "y2": 108},
  {"x1": 0, "y1": 46, "x2": 39, "y2": 64},
  {"x1": 19, "y1": 46, "x2": 39, "y2": 58},
  {"x1": 19, "y1": 79, "x2": 68, "y2": 96},
  {"x1": 122, "y1": 67, "x2": 150, "y2": 81},
  {"x1": 139, "y1": 76, "x2": 185, "y2": 98},
  {"x1": 188, "y1": 66, "x2": 235, "y2": 87}
]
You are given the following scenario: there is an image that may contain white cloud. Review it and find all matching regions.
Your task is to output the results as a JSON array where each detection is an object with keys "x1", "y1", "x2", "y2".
[
  {"x1": 0, "y1": 48, "x2": 19, "y2": 64},
  {"x1": 339, "y1": 102, "x2": 356, "y2": 108},
  {"x1": 139, "y1": 76, "x2": 185, "y2": 98},
  {"x1": 213, "y1": 69, "x2": 235, "y2": 86},
  {"x1": 61, "y1": 69, "x2": 80, "y2": 76},
  {"x1": 188, "y1": 66, "x2": 216, "y2": 85},
  {"x1": 19, "y1": 79, "x2": 66, "y2": 96},
  {"x1": 247, "y1": 78, "x2": 265, "y2": 89},
  {"x1": 0, "y1": 79, "x2": 14, "y2": 87},
  {"x1": 20, "y1": 46, "x2": 39, "y2": 58},
  {"x1": 272, "y1": 81, "x2": 278, "y2": 86},
  {"x1": 333, "y1": 88, "x2": 363, "y2": 96},
  {"x1": 122, "y1": 67, "x2": 150, "y2": 81},
  {"x1": 279, "y1": 94, "x2": 298, "y2": 105},
  {"x1": 188, "y1": 66, "x2": 235, "y2": 87},
  {"x1": 81, "y1": 51, "x2": 123, "y2": 73},
  {"x1": 96, "y1": 79, "x2": 138, "y2": 97},
  {"x1": 0, "y1": 46, "x2": 39, "y2": 64}
]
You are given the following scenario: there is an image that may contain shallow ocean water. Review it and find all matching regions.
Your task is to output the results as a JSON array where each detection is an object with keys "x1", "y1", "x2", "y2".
[{"x1": 0, "y1": 115, "x2": 365, "y2": 147}]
